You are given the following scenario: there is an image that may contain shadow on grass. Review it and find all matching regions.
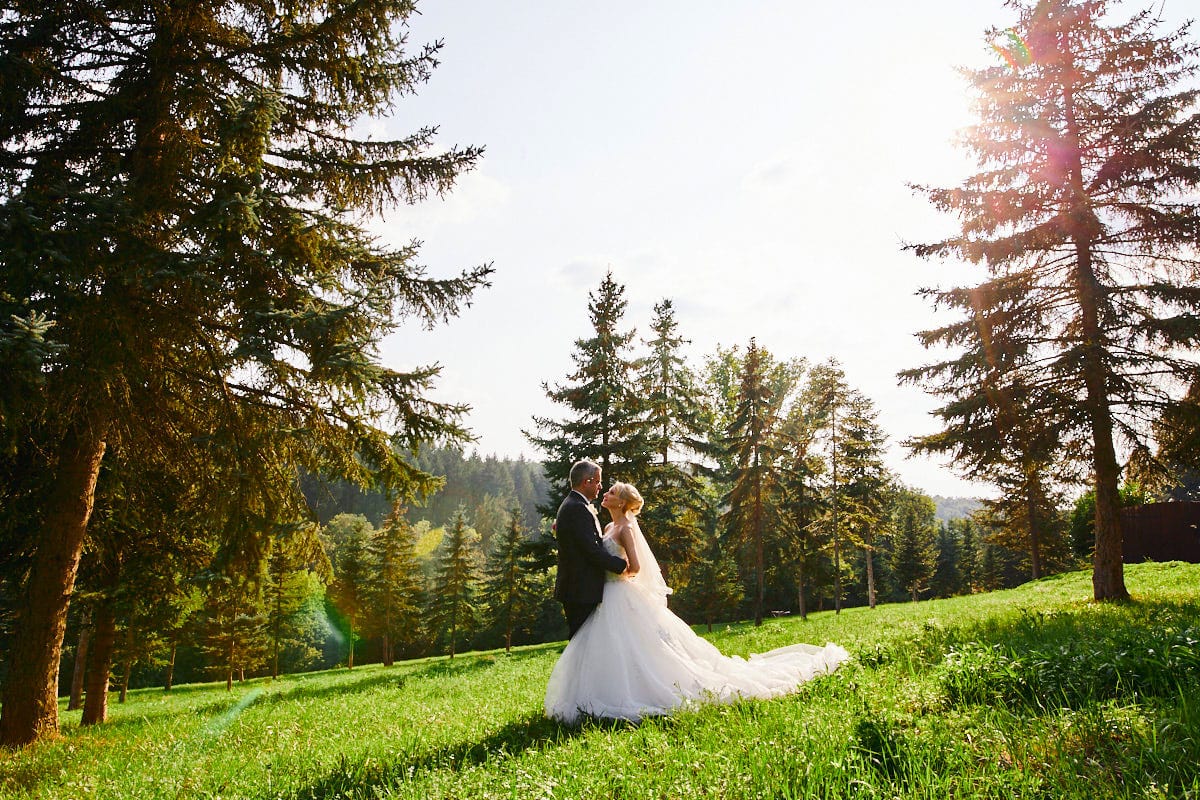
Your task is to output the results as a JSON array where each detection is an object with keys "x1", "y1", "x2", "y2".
[
  {"x1": 283, "y1": 710, "x2": 589, "y2": 800},
  {"x1": 63, "y1": 650, "x2": 555, "y2": 735}
]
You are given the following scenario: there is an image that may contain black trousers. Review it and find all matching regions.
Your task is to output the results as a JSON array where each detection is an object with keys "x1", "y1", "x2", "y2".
[{"x1": 563, "y1": 602, "x2": 598, "y2": 639}]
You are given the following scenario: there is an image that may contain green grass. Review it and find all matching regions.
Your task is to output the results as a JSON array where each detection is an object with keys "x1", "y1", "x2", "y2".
[{"x1": 3, "y1": 562, "x2": 1200, "y2": 799}]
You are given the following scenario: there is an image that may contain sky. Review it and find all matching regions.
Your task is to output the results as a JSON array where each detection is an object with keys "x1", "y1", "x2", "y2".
[{"x1": 367, "y1": 1, "x2": 1194, "y2": 499}]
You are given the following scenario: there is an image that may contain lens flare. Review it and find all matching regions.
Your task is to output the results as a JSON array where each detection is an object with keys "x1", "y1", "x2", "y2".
[
  {"x1": 204, "y1": 686, "x2": 264, "y2": 736},
  {"x1": 991, "y1": 28, "x2": 1032, "y2": 71}
]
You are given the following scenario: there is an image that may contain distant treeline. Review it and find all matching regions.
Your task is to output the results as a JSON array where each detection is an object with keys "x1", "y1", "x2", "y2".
[{"x1": 300, "y1": 448, "x2": 552, "y2": 532}]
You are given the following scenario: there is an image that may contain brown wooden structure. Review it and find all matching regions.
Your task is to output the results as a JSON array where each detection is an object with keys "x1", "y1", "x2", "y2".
[{"x1": 1120, "y1": 502, "x2": 1200, "y2": 563}]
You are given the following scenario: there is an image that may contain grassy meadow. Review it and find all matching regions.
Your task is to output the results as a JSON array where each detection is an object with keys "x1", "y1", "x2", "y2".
[{"x1": 2, "y1": 561, "x2": 1199, "y2": 799}]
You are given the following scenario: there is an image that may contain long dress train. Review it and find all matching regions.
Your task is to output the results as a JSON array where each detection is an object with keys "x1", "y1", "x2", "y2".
[{"x1": 544, "y1": 520, "x2": 850, "y2": 724}]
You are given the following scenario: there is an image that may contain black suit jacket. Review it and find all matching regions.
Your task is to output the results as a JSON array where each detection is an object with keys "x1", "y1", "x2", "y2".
[{"x1": 553, "y1": 490, "x2": 627, "y2": 605}]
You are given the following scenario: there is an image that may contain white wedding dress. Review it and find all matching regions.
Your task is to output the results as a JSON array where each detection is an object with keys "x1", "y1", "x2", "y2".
[{"x1": 544, "y1": 520, "x2": 851, "y2": 724}]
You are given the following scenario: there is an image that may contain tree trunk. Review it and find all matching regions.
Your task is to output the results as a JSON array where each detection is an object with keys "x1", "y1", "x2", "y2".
[
  {"x1": 0, "y1": 423, "x2": 106, "y2": 747},
  {"x1": 68, "y1": 621, "x2": 91, "y2": 711},
  {"x1": 119, "y1": 659, "x2": 132, "y2": 704},
  {"x1": 1062, "y1": 60, "x2": 1128, "y2": 602},
  {"x1": 796, "y1": 562, "x2": 807, "y2": 621},
  {"x1": 866, "y1": 542, "x2": 877, "y2": 610},
  {"x1": 753, "y1": 468, "x2": 763, "y2": 627},
  {"x1": 81, "y1": 601, "x2": 116, "y2": 726},
  {"x1": 165, "y1": 638, "x2": 177, "y2": 692},
  {"x1": 347, "y1": 619, "x2": 356, "y2": 667},
  {"x1": 1027, "y1": 488, "x2": 1043, "y2": 581},
  {"x1": 831, "y1": 407, "x2": 842, "y2": 614},
  {"x1": 272, "y1": 618, "x2": 280, "y2": 680},
  {"x1": 226, "y1": 637, "x2": 234, "y2": 691}
]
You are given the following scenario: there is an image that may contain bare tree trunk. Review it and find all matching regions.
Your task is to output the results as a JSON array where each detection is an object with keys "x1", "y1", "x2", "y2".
[
  {"x1": 1027, "y1": 489, "x2": 1043, "y2": 580},
  {"x1": 164, "y1": 637, "x2": 177, "y2": 692},
  {"x1": 68, "y1": 620, "x2": 91, "y2": 711},
  {"x1": 866, "y1": 541, "x2": 877, "y2": 610},
  {"x1": 81, "y1": 601, "x2": 116, "y2": 726},
  {"x1": 119, "y1": 659, "x2": 132, "y2": 704},
  {"x1": 0, "y1": 424, "x2": 106, "y2": 747},
  {"x1": 226, "y1": 637, "x2": 234, "y2": 691},
  {"x1": 796, "y1": 562, "x2": 807, "y2": 621},
  {"x1": 347, "y1": 619, "x2": 356, "y2": 667},
  {"x1": 753, "y1": 469, "x2": 764, "y2": 627},
  {"x1": 831, "y1": 406, "x2": 842, "y2": 614}
]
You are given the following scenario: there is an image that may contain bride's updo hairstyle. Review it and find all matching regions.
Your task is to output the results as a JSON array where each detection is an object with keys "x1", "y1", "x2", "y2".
[{"x1": 611, "y1": 482, "x2": 644, "y2": 516}]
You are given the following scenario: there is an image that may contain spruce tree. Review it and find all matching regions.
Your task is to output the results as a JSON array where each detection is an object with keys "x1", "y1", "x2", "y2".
[
  {"x1": 0, "y1": 2, "x2": 488, "y2": 745},
  {"x1": 265, "y1": 525, "x2": 329, "y2": 679},
  {"x1": 889, "y1": 488, "x2": 939, "y2": 602},
  {"x1": 367, "y1": 502, "x2": 426, "y2": 665},
  {"x1": 428, "y1": 509, "x2": 480, "y2": 658},
  {"x1": 324, "y1": 514, "x2": 373, "y2": 668},
  {"x1": 527, "y1": 271, "x2": 647, "y2": 512},
  {"x1": 480, "y1": 508, "x2": 527, "y2": 653},
  {"x1": 836, "y1": 391, "x2": 892, "y2": 610},
  {"x1": 635, "y1": 299, "x2": 710, "y2": 585},
  {"x1": 931, "y1": 523, "x2": 963, "y2": 598},
  {"x1": 776, "y1": 373, "x2": 827, "y2": 620},
  {"x1": 195, "y1": 571, "x2": 268, "y2": 691},
  {"x1": 723, "y1": 339, "x2": 785, "y2": 627},
  {"x1": 904, "y1": 0, "x2": 1200, "y2": 603}
]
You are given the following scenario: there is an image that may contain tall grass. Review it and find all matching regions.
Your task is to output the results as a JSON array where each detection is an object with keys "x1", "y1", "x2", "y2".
[{"x1": 2, "y1": 561, "x2": 1199, "y2": 799}]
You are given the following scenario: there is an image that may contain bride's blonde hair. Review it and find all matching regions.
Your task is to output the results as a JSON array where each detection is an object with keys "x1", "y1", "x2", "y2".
[{"x1": 610, "y1": 482, "x2": 644, "y2": 516}]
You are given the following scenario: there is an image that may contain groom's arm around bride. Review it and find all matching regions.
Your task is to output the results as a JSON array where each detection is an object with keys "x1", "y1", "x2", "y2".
[{"x1": 553, "y1": 460, "x2": 627, "y2": 639}]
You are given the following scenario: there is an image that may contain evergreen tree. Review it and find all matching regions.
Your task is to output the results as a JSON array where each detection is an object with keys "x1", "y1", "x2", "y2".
[
  {"x1": 0, "y1": 2, "x2": 488, "y2": 745},
  {"x1": 367, "y1": 502, "x2": 426, "y2": 665},
  {"x1": 1154, "y1": 376, "x2": 1200, "y2": 500},
  {"x1": 428, "y1": 509, "x2": 480, "y2": 658},
  {"x1": 931, "y1": 522, "x2": 963, "y2": 598},
  {"x1": 526, "y1": 271, "x2": 648, "y2": 513},
  {"x1": 264, "y1": 525, "x2": 329, "y2": 679},
  {"x1": 904, "y1": 0, "x2": 1200, "y2": 604},
  {"x1": 324, "y1": 514, "x2": 373, "y2": 668},
  {"x1": 889, "y1": 488, "x2": 939, "y2": 602},
  {"x1": 635, "y1": 299, "x2": 711, "y2": 585},
  {"x1": 480, "y1": 508, "x2": 527, "y2": 653},
  {"x1": 978, "y1": 472, "x2": 1075, "y2": 581},
  {"x1": 775, "y1": 374, "x2": 827, "y2": 620},
  {"x1": 676, "y1": 539, "x2": 744, "y2": 633},
  {"x1": 723, "y1": 339, "x2": 786, "y2": 627},
  {"x1": 195, "y1": 571, "x2": 268, "y2": 691},
  {"x1": 833, "y1": 388, "x2": 891, "y2": 610},
  {"x1": 806, "y1": 361, "x2": 876, "y2": 613},
  {"x1": 956, "y1": 517, "x2": 981, "y2": 594}
]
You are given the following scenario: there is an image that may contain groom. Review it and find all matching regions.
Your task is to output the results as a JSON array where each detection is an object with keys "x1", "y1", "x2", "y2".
[{"x1": 554, "y1": 459, "x2": 628, "y2": 639}]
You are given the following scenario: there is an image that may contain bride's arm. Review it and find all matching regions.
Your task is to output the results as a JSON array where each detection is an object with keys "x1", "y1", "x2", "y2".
[{"x1": 616, "y1": 525, "x2": 640, "y2": 576}]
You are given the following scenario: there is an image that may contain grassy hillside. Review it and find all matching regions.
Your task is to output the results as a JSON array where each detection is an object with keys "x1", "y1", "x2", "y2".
[{"x1": 3, "y1": 562, "x2": 1198, "y2": 799}]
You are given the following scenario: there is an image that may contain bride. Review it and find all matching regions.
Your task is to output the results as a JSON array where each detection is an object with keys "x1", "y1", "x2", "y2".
[{"x1": 544, "y1": 481, "x2": 851, "y2": 724}]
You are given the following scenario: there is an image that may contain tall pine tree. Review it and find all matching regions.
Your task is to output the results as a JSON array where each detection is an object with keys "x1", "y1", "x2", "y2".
[
  {"x1": 527, "y1": 271, "x2": 648, "y2": 513},
  {"x1": 635, "y1": 299, "x2": 710, "y2": 586},
  {"x1": 428, "y1": 509, "x2": 480, "y2": 658},
  {"x1": 905, "y1": 0, "x2": 1200, "y2": 603},
  {"x1": 724, "y1": 340, "x2": 785, "y2": 627},
  {"x1": 367, "y1": 502, "x2": 426, "y2": 665},
  {"x1": 0, "y1": 1, "x2": 488, "y2": 745}
]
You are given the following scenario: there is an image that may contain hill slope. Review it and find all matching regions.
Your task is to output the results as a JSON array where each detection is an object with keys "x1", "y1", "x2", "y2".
[{"x1": 5, "y1": 562, "x2": 1199, "y2": 799}]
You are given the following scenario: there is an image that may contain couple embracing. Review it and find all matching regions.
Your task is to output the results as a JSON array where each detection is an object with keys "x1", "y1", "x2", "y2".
[{"x1": 544, "y1": 459, "x2": 850, "y2": 725}]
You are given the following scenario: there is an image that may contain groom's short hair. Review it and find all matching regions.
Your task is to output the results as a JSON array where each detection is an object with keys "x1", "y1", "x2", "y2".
[{"x1": 569, "y1": 459, "x2": 600, "y2": 488}]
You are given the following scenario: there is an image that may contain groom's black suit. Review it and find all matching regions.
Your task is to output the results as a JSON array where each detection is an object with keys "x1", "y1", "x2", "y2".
[{"x1": 554, "y1": 489, "x2": 627, "y2": 639}]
